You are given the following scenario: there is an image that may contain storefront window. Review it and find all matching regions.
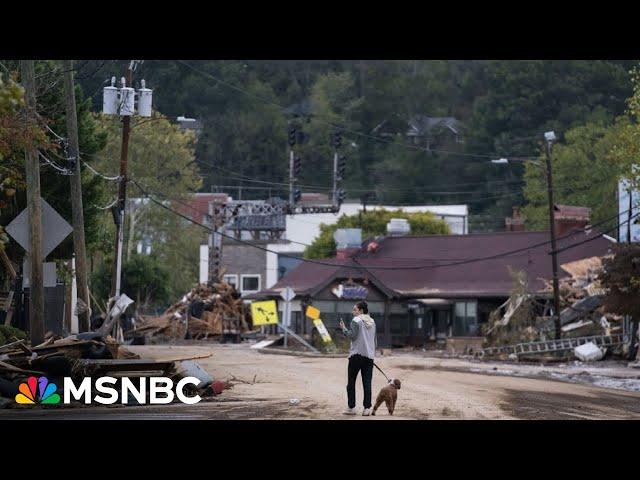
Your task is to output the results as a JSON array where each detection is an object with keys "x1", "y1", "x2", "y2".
[
  {"x1": 390, "y1": 315, "x2": 409, "y2": 334},
  {"x1": 454, "y1": 301, "x2": 478, "y2": 336}
]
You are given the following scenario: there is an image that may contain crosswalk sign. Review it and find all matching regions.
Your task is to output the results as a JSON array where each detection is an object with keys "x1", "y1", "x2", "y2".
[{"x1": 251, "y1": 300, "x2": 279, "y2": 326}]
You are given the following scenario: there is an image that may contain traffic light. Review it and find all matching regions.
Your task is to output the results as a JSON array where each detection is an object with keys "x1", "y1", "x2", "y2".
[
  {"x1": 293, "y1": 155, "x2": 302, "y2": 177},
  {"x1": 288, "y1": 126, "x2": 297, "y2": 147},
  {"x1": 293, "y1": 187, "x2": 302, "y2": 203},
  {"x1": 337, "y1": 188, "x2": 346, "y2": 204},
  {"x1": 332, "y1": 130, "x2": 342, "y2": 149},
  {"x1": 296, "y1": 130, "x2": 307, "y2": 145},
  {"x1": 337, "y1": 155, "x2": 346, "y2": 181}
]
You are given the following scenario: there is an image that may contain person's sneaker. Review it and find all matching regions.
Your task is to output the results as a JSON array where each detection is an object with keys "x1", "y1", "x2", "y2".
[
  {"x1": 342, "y1": 407, "x2": 357, "y2": 415},
  {"x1": 362, "y1": 408, "x2": 372, "y2": 416}
]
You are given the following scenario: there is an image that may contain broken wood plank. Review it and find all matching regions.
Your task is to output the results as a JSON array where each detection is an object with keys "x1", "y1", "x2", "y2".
[
  {"x1": 150, "y1": 353, "x2": 213, "y2": 363},
  {"x1": 12, "y1": 339, "x2": 33, "y2": 356},
  {"x1": 0, "y1": 249, "x2": 17, "y2": 281},
  {"x1": 0, "y1": 360, "x2": 45, "y2": 375},
  {"x1": 0, "y1": 339, "x2": 27, "y2": 353}
]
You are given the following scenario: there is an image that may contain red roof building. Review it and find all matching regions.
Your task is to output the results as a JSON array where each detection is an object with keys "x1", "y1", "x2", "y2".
[{"x1": 253, "y1": 229, "x2": 614, "y2": 347}]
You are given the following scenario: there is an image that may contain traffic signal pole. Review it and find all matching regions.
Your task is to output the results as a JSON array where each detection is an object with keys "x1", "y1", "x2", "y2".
[
  {"x1": 289, "y1": 148, "x2": 295, "y2": 206},
  {"x1": 332, "y1": 149, "x2": 338, "y2": 206}
]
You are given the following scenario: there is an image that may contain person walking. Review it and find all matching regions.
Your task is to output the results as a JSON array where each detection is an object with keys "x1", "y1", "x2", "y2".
[{"x1": 339, "y1": 300, "x2": 377, "y2": 416}]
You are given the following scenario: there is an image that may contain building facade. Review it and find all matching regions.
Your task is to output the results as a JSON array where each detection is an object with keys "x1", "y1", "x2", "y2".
[{"x1": 252, "y1": 227, "x2": 615, "y2": 348}]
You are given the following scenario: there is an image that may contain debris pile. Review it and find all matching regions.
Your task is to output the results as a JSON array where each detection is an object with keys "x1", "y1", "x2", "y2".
[
  {"x1": 484, "y1": 257, "x2": 627, "y2": 360},
  {"x1": 131, "y1": 282, "x2": 254, "y2": 342},
  {"x1": 0, "y1": 332, "x2": 218, "y2": 408}
]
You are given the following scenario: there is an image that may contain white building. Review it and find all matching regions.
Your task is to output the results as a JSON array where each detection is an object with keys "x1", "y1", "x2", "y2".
[
  {"x1": 618, "y1": 178, "x2": 640, "y2": 243},
  {"x1": 264, "y1": 202, "x2": 468, "y2": 289},
  {"x1": 284, "y1": 201, "x2": 468, "y2": 246}
]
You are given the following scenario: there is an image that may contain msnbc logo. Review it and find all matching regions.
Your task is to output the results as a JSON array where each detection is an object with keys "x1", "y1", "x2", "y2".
[{"x1": 15, "y1": 376, "x2": 61, "y2": 405}]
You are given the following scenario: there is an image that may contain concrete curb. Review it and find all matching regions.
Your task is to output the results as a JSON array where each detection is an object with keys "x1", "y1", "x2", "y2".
[{"x1": 256, "y1": 348, "x2": 347, "y2": 358}]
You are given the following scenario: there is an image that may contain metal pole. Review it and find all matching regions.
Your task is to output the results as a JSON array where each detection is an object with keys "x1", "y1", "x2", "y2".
[
  {"x1": 332, "y1": 150, "x2": 338, "y2": 205},
  {"x1": 545, "y1": 140, "x2": 562, "y2": 339},
  {"x1": 289, "y1": 149, "x2": 294, "y2": 206},
  {"x1": 208, "y1": 204, "x2": 223, "y2": 286}
]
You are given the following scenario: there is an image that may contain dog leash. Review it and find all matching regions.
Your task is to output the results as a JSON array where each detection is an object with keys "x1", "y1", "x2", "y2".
[{"x1": 373, "y1": 362, "x2": 390, "y2": 382}]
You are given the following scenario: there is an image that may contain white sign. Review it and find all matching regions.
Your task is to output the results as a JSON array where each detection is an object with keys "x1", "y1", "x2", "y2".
[
  {"x1": 280, "y1": 287, "x2": 296, "y2": 303},
  {"x1": 6, "y1": 198, "x2": 73, "y2": 258}
]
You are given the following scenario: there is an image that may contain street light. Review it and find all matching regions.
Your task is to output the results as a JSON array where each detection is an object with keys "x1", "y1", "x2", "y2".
[
  {"x1": 491, "y1": 132, "x2": 563, "y2": 340},
  {"x1": 543, "y1": 131, "x2": 562, "y2": 341}
]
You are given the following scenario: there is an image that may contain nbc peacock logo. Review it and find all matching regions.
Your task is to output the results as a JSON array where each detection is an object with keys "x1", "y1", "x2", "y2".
[{"x1": 15, "y1": 376, "x2": 61, "y2": 405}]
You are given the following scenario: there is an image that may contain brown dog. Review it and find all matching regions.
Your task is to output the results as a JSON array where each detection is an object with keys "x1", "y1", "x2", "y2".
[{"x1": 372, "y1": 378, "x2": 401, "y2": 416}]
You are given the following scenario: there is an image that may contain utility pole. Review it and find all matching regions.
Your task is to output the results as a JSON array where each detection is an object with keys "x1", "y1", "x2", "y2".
[
  {"x1": 62, "y1": 59, "x2": 90, "y2": 332},
  {"x1": 102, "y1": 62, "x2": 151, "y2": 304},
  {"x1": 544, "y1": 131, "x2": 562, "y2": 339},
  {"x1": 20, "y1": 60, "x2": 44, "y2": 346},
  {"x1": 110, "y1": 66, "x2": 133, "y2": 301},
  {"x1": 628, "y1": 187, "x2": 633, "y2": 243}
]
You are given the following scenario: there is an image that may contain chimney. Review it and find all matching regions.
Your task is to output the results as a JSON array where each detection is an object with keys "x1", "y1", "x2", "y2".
[
  {"x1": 334, "y1": 228, "x2": 362, "y2": 259},
  {"x1": 553, "y1": 205, "x2": 591, "y2": 236},
  {"x1": 505, "y1": 206, "x2": 525, "y2": 232},
  {"x1": 386, "y1": 218, "x2": 411, "y2": 236}
]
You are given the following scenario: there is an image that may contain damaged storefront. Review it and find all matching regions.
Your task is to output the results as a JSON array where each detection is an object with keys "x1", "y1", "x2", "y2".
[{"x1": 253, "y1": 227, "x2": 615, "y2": 349}]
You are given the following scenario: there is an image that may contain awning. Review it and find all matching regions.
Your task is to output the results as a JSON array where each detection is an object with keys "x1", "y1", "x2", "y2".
[{"x1": 414, "y1": 298, "x2": 454, "y2": 306}]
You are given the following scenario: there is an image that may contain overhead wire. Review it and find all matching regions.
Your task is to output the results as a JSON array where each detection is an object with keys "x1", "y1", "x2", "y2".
[{"x1": 131, "y1": 179, "x2": 633, "y2": 273}]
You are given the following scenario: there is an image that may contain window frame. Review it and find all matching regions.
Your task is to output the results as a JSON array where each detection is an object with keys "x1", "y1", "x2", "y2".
[
  {"x1": 240, "y1": 274, "x2": 261, "y2": 294},
  {"x1": 453, "y1": 300, "x2": 478, "y2": 336},
  {"x1": 223, "y1": 274, "x2": 238, "y2": 289}
]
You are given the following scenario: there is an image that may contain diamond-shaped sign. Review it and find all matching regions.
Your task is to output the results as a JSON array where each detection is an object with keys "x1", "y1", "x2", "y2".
[
  {"x1": 280, "y1": 287, "x2": 296, "y2": 303},
  {"x1": 6, "y1": 198, "x2": 73, "y2": 258}
]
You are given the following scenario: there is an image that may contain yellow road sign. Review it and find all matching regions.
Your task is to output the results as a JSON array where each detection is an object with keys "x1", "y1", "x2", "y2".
[
  {"x1": 313, "y1": 319, "x2": 333, "y2": 344},
  {"x1": 305, "y1": 305, "x2": 321, "y2": 320},
  {"x1": 251, "y1": 300, "x2": 279, "y2": 326}
]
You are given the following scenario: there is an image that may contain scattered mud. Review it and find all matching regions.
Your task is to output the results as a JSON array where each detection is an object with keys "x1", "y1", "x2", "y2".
[{"x1": 500, "y1": 389, "x2": 640, "y2": 420}]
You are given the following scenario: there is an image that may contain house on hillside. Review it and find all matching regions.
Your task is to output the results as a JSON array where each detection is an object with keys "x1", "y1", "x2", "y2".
[{"x1": 372, "y1": 115, "x2": 465, "y2": 149}]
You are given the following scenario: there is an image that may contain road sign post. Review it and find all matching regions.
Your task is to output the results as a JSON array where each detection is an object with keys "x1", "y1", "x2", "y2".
[{"x1": 280, "y1": 287, "x2": 295, "y2": 349}]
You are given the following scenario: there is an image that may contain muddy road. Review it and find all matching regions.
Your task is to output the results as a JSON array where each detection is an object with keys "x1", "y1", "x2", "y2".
[{"x1": 3, "y1": 343, "x2": 640, "y2": 420}]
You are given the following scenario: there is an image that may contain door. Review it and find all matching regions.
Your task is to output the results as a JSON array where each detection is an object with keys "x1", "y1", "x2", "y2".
[{"x1": 434, "y1": 309, "x2": 451, "y2": 341}]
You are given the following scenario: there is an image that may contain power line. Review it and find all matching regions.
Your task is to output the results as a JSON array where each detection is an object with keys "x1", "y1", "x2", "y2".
[
  {"x1": 131, "y1": 179, "x2": 631, "y2": 273},
  {"x1": 38, "y1": 151, "x2": 71, "y2": 175},
  {"x1": 81, "y1": 159, "x2": 121, "y2": 181}
]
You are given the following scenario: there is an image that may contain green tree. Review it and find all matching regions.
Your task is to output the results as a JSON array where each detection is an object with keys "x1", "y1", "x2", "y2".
[
  {"x1": 521, "y1": 120, "x2": 624, "y2": 231},
  {"x1": 304, "y1": 210, "x2": 450, "y2": 259},
  {"x1": 0, "y1": 61, "x2": 107, "y2": 262},
  {"x1": 91, "y1": 111, "x2": 202, "y2": 260},
  {"x1": 141, "y1": 202, "x2": 206, "y2": 300},
  {"x1": 91, "y1": 254, "x2": 171, "y2": 312},
  {"x1": 607, "y1": 66, "x2": 640, "y2": 192}
]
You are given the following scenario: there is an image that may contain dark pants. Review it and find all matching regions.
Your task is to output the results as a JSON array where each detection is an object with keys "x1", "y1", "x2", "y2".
[{"x1": 347, "y1": 354, "x2": 374, "y2": 409}]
